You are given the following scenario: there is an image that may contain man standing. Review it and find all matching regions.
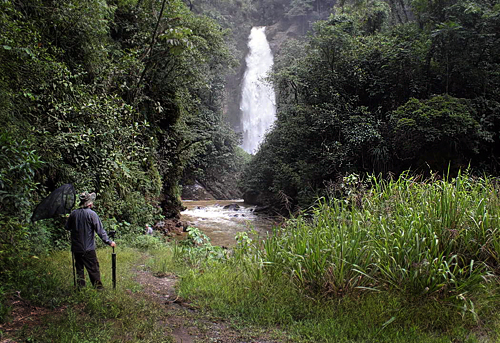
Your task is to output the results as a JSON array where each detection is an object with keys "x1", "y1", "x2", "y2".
[{"x1": 65, "y1": 191, "x2": 116, "y2": 289}]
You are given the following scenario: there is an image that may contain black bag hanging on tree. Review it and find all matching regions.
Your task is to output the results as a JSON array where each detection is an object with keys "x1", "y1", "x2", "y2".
[
  {"x1": 31, "y1": 184, "x2": 76, "y2": 222},
  {"x1": 31, "y1": 184, "x2": 77, "y2": 285}
]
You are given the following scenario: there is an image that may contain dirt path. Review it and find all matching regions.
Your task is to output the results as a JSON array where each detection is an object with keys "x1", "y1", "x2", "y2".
[
  {"x1": 133, "y1": 267, "x2": 282, "y2": 343},
  {"x1": 0, "y1": 261, "x2": 284, "y2": 343},
  {"x1": 0, "y1": 296, "x2": 68, "y2": 343}
]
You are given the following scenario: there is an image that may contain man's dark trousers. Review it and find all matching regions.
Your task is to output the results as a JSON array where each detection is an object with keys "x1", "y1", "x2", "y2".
[{"x1": 74, "y1": 250, "x2": 103, "y2": 288}]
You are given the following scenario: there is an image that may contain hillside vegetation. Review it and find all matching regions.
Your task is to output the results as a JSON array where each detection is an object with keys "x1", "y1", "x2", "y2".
[
  {"x1": 0, "y1": 0, "x2": 247, "y2": 260},
  {"x1": 0, "y1": 0, "x2": 247, "y2": 324},
  {"x1": 241, "y1": 0, "x2": 500, "y2": 212}
]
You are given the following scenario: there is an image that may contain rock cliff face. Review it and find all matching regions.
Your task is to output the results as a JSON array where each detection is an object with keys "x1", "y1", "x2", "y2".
[
  {"x1": 265, "y1": 19, "x2": 303, "y2": 54},
  {"x1": 181, "y1": 179, "x2": 242, "y2": 201},
  {"x1": 181, "y1": 181, "x2": 215, "y2": 201}
]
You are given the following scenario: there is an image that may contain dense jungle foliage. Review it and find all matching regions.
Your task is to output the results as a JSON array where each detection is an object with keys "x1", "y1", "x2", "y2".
[
  {"x1": 241, "y1": 0, "x2": 500, "y2": 212},
  {"x1": 0, "y1": 0, "x2": 248, "y2": 282}
]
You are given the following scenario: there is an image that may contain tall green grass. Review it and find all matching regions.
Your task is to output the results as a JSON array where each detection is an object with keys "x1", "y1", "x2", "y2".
[{"x1": 264, "y1": 172, "x2": 500, "y2": 298}]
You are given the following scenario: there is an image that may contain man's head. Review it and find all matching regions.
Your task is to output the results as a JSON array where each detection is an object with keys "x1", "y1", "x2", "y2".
[{"x1": 79, "y1": 191, "x2": 96, "y2": 208}]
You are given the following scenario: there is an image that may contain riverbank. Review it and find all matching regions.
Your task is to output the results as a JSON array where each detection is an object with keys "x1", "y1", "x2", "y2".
[{"x1": 172, "y1": 173, "x2": 500, "y2": 342}]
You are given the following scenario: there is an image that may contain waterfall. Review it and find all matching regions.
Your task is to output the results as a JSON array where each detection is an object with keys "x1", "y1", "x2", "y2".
[{"x1": 240, "y1": 26, "x2": 276, "y2": 154}]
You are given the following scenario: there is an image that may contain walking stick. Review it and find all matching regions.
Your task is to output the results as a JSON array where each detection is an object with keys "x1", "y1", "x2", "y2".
[
  {"x1": 71, "y1": 251, "x2": 76, "y2": 287},
  {"x1": 112, "y1": 245, "x2": 116, "y2": 290},
  {"x1": 109, "y1": 230, "x2": 116, "y2": 290}
]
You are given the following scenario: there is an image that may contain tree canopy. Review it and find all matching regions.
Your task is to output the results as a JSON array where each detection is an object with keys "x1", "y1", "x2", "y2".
[
  {"x1": 241, "y1": 0, "x2": 500, "y2": 212},
  {"x1": 0, "y1": 0, "x2": 246, "y2": 231}
]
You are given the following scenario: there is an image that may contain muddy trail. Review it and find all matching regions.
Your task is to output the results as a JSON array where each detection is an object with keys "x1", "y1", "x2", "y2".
[{"x1": 133, "y1": 265, "x2": 284, "y2": 343}]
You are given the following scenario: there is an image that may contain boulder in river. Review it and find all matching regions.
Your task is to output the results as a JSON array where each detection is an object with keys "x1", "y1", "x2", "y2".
[
  {"x1": 243, "y1": 190, "x2": 265, "y2": 206},
  {"x1": 154, "y1": 219, "x2": 187, "y2": 236},
  {"x1": 223, "y1": 203, "x2": 240, "y2": 211},
  {"x1": 253, "y1": 205, "x2": 271, "y2": 213}
]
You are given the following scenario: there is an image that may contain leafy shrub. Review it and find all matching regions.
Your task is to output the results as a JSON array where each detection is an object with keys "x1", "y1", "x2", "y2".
[
  {"x1": 0, "y1": 132, "x2": 43, "y2": 219},
  {"x1": 390, "y1": 95, "x2": 489, "y2": 170},
  {"x1": 101, "y1": 219, "x2": 139, "y2": 238},
  {"x1": 181, "y1": 227, "x2": 211, "y2": 247},
  {"x1": 174, "y1": 227, "x2": 229, "y2": 267},
  {"x1": 0, "y1": 216, "x2": 31, "y2": 282}
]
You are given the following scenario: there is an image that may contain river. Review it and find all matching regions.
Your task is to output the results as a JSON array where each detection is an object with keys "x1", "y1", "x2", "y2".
[{"x1": 180, "y1": 200, "x2": 275, "y2": 247}]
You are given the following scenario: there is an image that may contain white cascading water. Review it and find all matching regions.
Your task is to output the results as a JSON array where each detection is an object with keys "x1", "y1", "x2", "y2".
[
  {"x1": 240, "y1": 26, "x2": 276, "y2": 154},
  {"x1": 180, "y1": 200, "x2": 273, "y2": 247}
]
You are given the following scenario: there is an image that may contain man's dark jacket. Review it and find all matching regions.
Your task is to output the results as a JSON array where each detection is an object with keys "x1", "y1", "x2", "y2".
[{"x1": 65, "y1": 208, "x2": 112, "y2": 252}]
